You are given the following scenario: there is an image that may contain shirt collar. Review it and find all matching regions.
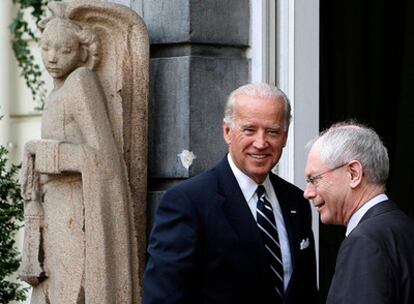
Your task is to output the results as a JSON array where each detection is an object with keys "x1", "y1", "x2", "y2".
[
  {"x1": 345, "y1": 193, "x2": 388, "y2": 236},
  {"x1": 227, "y1": 154, "x2": 270, "y2": 202}
]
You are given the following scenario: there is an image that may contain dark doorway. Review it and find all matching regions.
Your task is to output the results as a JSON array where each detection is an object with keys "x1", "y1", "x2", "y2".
[{"x1": 320, "y1": 0, "x2": 414, "y2": 301}]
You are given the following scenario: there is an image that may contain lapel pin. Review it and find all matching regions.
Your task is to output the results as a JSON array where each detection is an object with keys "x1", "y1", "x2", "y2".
[{"x1": 290, "y1": 210, "x2": 297, "y2": 214}]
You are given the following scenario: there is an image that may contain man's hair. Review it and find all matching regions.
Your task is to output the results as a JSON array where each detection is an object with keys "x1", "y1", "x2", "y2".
[
  {"x1": 223, "y1": 83, "x2": 292, "y2": 130},
  {"x1": 313, "y1": 121, "x2": 389, "y2": 185}
]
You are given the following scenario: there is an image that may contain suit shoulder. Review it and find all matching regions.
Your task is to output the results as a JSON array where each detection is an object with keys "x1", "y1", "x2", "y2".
[
  {"x1": 164, "y1": 166, "x2": 218, "y2": 199},
  {"x1": 271, "y1": 173, "x2": 307, "y2": 201},
  {"x1": 352, "y1": 207, "x2": 414, "y2": 240}
]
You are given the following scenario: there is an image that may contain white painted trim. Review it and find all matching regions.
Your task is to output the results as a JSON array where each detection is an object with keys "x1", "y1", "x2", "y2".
[
  {"x1": 249, "y1": 0, "x2": 266, "y2": 82},
  {"x1": 276, "y1": 0, "x2": 296, "y2": 183},
  {"x1": 249, "y1": 0, "x2": 276, "y2": 84}
]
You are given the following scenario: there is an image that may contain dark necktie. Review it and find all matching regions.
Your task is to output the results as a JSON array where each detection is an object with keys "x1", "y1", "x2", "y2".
[{"x1": 256, "y1": 185, "x2": 284, "y2": 300}]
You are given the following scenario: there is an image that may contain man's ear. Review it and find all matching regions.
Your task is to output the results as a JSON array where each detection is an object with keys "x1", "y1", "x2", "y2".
[
  {"x1": 348, "y1": 160, "x2": 363, "y2": 188},
  {"x1": 282, "y1": 130, "x2": 289, "y2": 148},
  {"x1": 223, "y1": 122, "x2": 231, "y2": 145}
]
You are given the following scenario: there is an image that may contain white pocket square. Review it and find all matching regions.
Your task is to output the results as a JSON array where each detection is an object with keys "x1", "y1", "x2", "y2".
[{"x1": 300, "y1": 238, "x2": 310, "y2": 250}]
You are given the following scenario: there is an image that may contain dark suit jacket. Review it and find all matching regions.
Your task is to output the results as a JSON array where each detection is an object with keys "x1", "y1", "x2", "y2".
[
  {"x1": 143, "y1": 156, "x2": 318, "y2": 304},
  {"x1": 327, "y1": 200, "x2": 414, "y2": 304}
]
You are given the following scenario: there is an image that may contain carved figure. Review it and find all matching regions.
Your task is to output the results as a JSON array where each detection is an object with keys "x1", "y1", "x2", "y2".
[{"x1": 19, "y1": 1, "x2": 149, "y2": 303}]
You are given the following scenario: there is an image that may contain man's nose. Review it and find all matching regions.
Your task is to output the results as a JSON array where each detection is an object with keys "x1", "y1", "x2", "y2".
[
  {"x1": 303, "y1": 183, "x2": 316, "y2": 200},
  {"x1": 253, "y1": 132, "x2": 268, "y2": 149}
]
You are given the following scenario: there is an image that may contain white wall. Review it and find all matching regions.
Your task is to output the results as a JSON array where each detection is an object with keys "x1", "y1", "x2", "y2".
[
  {"x1": 1, "y1": 1, "x2": 43, "y2": 158},
  {"x1": 0, "y1": 1, "x2": 12, "y2": 147}
]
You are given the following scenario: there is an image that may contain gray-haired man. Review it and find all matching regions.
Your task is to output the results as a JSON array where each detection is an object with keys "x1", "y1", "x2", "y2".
[
  {"x1": 143, "y1": 83, "x2": 318, "y2": 304},
  {"x1": 304, "y1": 121, "x2": 414, "y2": 303}
]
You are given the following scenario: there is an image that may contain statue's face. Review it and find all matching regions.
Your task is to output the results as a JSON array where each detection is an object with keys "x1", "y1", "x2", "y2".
[{"x1": 40, "y1": 22, "x2": 83, "y2": 79}]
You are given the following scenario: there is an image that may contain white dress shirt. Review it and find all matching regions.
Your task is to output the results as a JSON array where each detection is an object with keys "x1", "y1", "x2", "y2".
[
  {"x1": 345, "y1": 193, "x2": 388, "y2": 236},
  {"x1": 227, "y1": 154, "x2": 293, "y2": 290}
]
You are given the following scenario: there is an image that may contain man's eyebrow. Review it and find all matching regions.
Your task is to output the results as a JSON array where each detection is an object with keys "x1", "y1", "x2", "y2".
[
  {"x1": 240, "y1": 123, "x2": 255, "y2": 128},
  {"x1": 268, "y1": 125, "x2": 283, "y2": 130}
]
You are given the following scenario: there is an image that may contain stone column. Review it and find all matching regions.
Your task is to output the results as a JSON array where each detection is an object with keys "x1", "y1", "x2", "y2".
[{"x1": 131, "y1": 0, "x2": 250, "y2": 226}]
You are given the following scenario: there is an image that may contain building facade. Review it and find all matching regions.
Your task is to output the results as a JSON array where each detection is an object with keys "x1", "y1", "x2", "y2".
[{"x1": 1, "y1": 0, "x2": 320, "y2": 301}]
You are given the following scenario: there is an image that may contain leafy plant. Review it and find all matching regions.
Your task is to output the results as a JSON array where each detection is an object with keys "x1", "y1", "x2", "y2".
[
  {"x1": 0, "y1": 142, "x2": 27, "y2": 303},
  {"x1": 9, "y1": 0, "x2": 54, "y2": 110}
]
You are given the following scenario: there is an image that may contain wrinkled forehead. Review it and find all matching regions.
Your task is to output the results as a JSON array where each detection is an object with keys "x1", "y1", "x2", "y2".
[{"x1": 305, "y1": 146, "x2": 326, "y2": 174}]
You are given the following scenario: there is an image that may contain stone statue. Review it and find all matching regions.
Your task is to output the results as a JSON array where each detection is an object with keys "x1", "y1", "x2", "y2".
[{"x1": 19, "y1": 1, "x2": 149, "y2": 303}]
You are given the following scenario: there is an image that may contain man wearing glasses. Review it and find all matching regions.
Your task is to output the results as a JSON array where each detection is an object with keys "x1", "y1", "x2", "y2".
[{"x1": 304, "y1": 121, "x2": 414, "y2": 304}]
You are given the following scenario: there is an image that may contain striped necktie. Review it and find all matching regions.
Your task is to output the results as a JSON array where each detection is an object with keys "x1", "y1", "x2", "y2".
[{"x1": 256, "y1": 185, "x2": 284, "y2": 300}]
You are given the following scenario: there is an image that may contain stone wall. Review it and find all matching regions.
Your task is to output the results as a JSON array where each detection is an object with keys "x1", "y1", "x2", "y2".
[{"x1": 132, "y1": 0, "x2": 250, "y2": 228}]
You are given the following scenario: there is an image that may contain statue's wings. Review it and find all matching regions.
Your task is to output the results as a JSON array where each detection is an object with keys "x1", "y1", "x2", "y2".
[{"x1": 66, "y1": 0, "x2": 149, "y2": 280}]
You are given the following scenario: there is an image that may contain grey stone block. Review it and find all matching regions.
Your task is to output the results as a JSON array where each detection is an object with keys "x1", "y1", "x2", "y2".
[
  {"x1": 148, "y1": 57, "x2": 190, "y2": 178},
  {"x1": 190, "y1": 0, "x2": 249, "y2": 46},
  {"x1": 133, "y1": 0, "x2": 249, "y2": 46},
  {"x1": 147, "y1": 191, "x2": 166, "y2": 232},
  {"x1": 149, "y1": 56, "x2": 249, "y2": 178}
]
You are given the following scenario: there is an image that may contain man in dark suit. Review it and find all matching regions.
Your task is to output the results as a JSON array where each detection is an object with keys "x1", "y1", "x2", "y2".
[
  {"x1": 304, "y1": 121, "x2": 414, "y2": 303},
  {"x1": 143, "y1": 83, "x2": 318, "y2": 304}
]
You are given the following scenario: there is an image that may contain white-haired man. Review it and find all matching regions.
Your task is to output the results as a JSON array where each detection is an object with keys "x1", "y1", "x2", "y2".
[
  {"x1": 304, "y1": 121, "x2": 414, "y2": 303},
  {"x1": 143, "y1": 83, "x2": 318, "y2": 304}
]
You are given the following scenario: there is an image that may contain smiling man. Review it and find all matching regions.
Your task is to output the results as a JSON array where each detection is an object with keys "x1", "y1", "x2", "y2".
[
  {"x1": 143, "y1": 83, "x2": 318, "y2": 304},
  {"x1": 304, "y1": 121, "x2": 414, "y2": 304}
]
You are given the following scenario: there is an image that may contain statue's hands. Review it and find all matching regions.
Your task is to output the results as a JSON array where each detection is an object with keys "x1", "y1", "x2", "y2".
[
  {"x1": 23, "y1": 140, "x2": 39, "y2": 155},
  {"x1": 34, "y1": 140, "x2": 61, "y2": 174},
  {"x1": 20, "y1": 140, "x2": 62, "y2": 201},
  {"x1": 20, "y1": 140, "x2": 40, "y2": 201}
]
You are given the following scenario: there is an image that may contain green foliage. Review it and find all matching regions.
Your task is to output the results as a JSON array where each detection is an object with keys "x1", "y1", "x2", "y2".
[
  {"x1": 9, "y1": 0, "x2": 52, "y2": 110},
  {"x1": 0, "y1": 144, "x2": 27, "y2": 303}
]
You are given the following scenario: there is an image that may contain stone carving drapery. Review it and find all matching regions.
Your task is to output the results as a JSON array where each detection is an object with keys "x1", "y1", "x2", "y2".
[{"x1": 19, "y1": 1, "x2": 149, "y2": 303}]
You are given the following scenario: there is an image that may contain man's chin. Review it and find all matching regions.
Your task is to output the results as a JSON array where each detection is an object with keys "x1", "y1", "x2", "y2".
[
  {"x1": 320, "y1": 214, "x2": 341, "y2": 226},
  {"x1": 319, "y1": 212, "x2": 332, "y2": 225},
  {"x1": 246, "y1": 169, "x2": 271, "y2": 184}
]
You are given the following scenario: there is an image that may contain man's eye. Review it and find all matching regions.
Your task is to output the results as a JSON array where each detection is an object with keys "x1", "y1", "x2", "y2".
[
  {"x1": 306, "y1": 176, "x2": 314, "y2": 185},
  {"x1": 267, "y1": 129, "x2": 283, "y2": 136},
  {"x1": 243, "y1": 128, "x2": 255, "y2": 134}
]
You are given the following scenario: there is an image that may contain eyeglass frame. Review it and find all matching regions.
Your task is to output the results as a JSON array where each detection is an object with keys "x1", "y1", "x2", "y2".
[{"x1": 305, "y1": 162, "x2": 348, "y2": 186}]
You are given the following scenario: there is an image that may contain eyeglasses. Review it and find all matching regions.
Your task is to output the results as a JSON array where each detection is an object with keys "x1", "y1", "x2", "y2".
[{"x1": 306, "y1": 163, "x2": 348, "y2": 186}]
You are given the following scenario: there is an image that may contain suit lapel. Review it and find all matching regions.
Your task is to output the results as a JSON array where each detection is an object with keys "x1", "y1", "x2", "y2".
[{"x1": 213, "y1": 157, "x2": 266, "y2": 271}]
